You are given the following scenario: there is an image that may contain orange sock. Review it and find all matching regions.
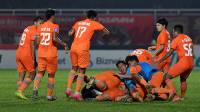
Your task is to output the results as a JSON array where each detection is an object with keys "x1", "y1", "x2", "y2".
[
  {"x1": 165, "y1": 79, "x2": 176, "y2": 93},
  {"x1": 152, "y1": 87, "x2": 171, "y2": 94},
  {"x1": 47, "y1": 77, "x2": 55, "y2": 96},
  {"x1": 18, "y1": 78, "x2": 32, "y2": 92},
  {"x1": 75, "y1": 73, "x2": 85, "y2": 93},
  {"x1": 158, "y1": 94, "x2": 168, "y2": 100},
  {"x1": 67, "y1": 70, "x2": 76, "y2": 89},
  {"x1": 34, "y1": 73, "x2": 43, "y2": 90}
]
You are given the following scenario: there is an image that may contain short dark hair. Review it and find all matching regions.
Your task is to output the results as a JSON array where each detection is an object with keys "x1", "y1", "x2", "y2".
[
  {"x1": 33, "y1": 16, "x2": 43, "y2": 22},
  {"x1": 87, "y1": 10, "x2": 97, "y2": 19},
  {"x1": 116, "y1": 60, "x2": 126, "y2": 68},
  {"x1": 156, "y1": 18, "x2": 168, "y2": 28},
  {"x1": 45, "y1": 9, "x2": 55, "y2": 20},
  {"x1": 125, "y1": 55, "x2": 139, "y2": 64},
  {"x1": 174, "y1": 24, "x2": 183, "y2": 33}
]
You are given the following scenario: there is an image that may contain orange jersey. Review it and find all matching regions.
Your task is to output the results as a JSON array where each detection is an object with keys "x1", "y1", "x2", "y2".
[
  {"x1": 71, "y1": 19, "x2": 105, "y2": 50},
  {"x1": 16, "y1": 25, "x2": 37, "y2": 58},
  {"x1": 156, "y1": 29, "x2": 171, "y2": 60},
  {"x1": 95, "y1": 70, "x2": 121, "y2": 89},
  {"x1": 130, "y1": 49, "x2": 153, "y2": 64},
  {"x1": 38, "y1": 21, "x2": 59, "y2": 58},
  {"x1": 171, "y1": 34, "x2": 194, "y2": 61}
]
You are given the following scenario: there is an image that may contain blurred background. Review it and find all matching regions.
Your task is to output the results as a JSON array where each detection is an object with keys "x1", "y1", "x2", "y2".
[{"x1": 0, "y1": 0, "x2": 200, "y2": 69}]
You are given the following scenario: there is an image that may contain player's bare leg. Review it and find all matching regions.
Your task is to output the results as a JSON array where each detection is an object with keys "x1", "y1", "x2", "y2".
[
  {"x1": 17, "y1": 71, "x2": 26, "y2": 86},
  {"x1": 164, "y1": 73, "x2": 177, "y2": 101},
  {"x1": 73, "y1": 68, "x2": 86, "y2": 101},
  {"x1": 15, "y1": 71, "x2": 36, "y2": 100},
  {"x1": 47, "y1": 73, "x2": 57, "y2": 101},
  {"x1": 66, "y1": 66, "x2": 78, "y2": 97},
  {"x1": 33, "y1": 71, "x2": 45, "y2": 99}
]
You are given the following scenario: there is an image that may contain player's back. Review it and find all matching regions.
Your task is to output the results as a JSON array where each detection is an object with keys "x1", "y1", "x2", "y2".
[
  {"x1": 95, "y1": 70, "x2": 121, "y2": 89},
  {"x1": 156, "y1": 29, "x2": 171, "y2": 59},
  {"x1": 130, "y1": 49, "x2": 153, "y2": 63},
  {"x1": 38, "y1": 21, "x2": 59, "y2": 58},
  {"x1": 71, "y1": 19, "x2": 104, "y2": 50},
  {"x1": 17, "y1": 25, "x2": 37, "y2": 57},
  {"x1": 173, "y1": 34, "x2": 194, "y2": 61}
]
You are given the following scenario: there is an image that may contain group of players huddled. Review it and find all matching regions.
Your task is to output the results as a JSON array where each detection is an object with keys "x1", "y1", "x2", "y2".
[{"x1": 15, "y1": 9, "x2": 194, "y2": 102}]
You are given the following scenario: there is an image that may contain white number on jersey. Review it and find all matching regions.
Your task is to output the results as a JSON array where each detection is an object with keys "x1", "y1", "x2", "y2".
[
  {"x1": 131, "y1": 50, "x2": 144, "y2": 56},
  {"x1": 75, "y1": 26, "x2": 87, "y2": 38},
  {"x1": 40, "y1": 33, "x2": 51, "y2": 45},
  {"x1": 183, "y1": 43, "x2": 193, "y2": 56},
  {"x1": 19, "y1": 33, "x2": 26, "y2": 46}
]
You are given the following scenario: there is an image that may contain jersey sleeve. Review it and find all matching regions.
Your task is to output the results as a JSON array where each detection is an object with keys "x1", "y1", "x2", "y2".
[
  {"x1": 130, "y1": 65, "x2": 142, "y2": 75},
  {"x1": 171, "y1": 38, "x2": 178, "y2": 50},
  {"x1": 158, "y1": 32, "x2": 168, "y2": 45},
  {"x1": 93, "y1": 21, "x2": 105, "y2": 30}
]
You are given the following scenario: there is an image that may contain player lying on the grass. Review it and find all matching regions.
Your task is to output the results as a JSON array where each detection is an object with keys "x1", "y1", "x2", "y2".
[
  {"x1": 117, "y1": 55, "x2": 178, "y2": 101},
  {"x1": 154, "y1": 25, "x2": 194, "y2": 101},
  {"x1": 129, "y1": 48, "x2": 153, "y2": 64},
  {"x1": 82, "y1": 70, "x2": 127, "y2": 101},
  {"x1": 15, "y1": 16, "x2": 43, "y2": 100},
  {"x1": 148, "y1": 18, "x2": 171, "y2": 72},
  {"x1": 33, "y1": 9, "x2": 67, "y2": 101},
  {"x1": 66, "y1": 10, "x2": 110, "y2": 101}
]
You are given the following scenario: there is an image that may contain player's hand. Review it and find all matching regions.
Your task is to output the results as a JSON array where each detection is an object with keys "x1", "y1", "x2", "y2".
[{"x1": 148, "y1": 46, "x2": 153, "y2": 51}]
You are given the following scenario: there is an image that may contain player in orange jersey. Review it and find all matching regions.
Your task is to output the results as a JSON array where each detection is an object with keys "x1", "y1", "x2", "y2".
[
  {"x1": 149, "y1": 18, "x2": 171, "y2": 72},
  {"x1": 15, "y1": 16, "x2": 43, "y2": 100},
  {"x1": 155, "y1": 25, "x2": 194, "y2": 102},
  {"x1": 66, "y1": 10, "x2": 110, "y2": 100},
  {"x1": 129, "y1": 49, "x2": 153, "y2": 64},
  {"x1": 33, "y1": 9, "x2": 67, "y2": 101}
]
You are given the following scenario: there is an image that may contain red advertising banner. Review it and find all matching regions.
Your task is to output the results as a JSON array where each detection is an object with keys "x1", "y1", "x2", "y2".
[{"x1": 0, "y1": 14, "x2": 154, "y2": 49}]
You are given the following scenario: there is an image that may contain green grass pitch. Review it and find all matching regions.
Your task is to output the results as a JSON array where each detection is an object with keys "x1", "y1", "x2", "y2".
[{"x1": 0, "y1": 69, "x2": 200, "y2": 112}]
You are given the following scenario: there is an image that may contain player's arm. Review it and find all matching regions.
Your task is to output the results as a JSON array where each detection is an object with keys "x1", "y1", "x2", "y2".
[
  {"x1": 157, "y1": 48, "x2": 174, "y2": 64},
  {"x1": 148, "y1": 45, "x2": 156, "y2": 50},
  {"x1": 52, "y1": 31, "x2": 68, "y2": 51},
  {"x1": 68, "y1": 28, "x2": 75, "y2": 37},
  {"x1": 101, "y1": 28, "x2": 110, "y2": 36},
  {"x1": 153, "y1": 44, "x2": 165, "y2": 57}
]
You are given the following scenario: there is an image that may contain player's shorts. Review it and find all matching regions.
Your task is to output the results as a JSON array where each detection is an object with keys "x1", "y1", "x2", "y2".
[
  {"x1": 156, "y1": 59, "x2": 170, "y2": 73},
  {"x1": 70, "y1": 49, "x2": 89, "y2": 68},
  {"x1": 16, "y1": 54, "x2": 35, "y2": 73},
  {"x1": 149, "y1": 71, "x2": 164, "y2": 88},
  {"x1": 168, "y1": 58, "x2": 194, "y2": 79},
  {"x1": 38, "y1": 57, "x2": 57, "y2": 74},
  {"x1": 103, "y1": 87, "x2": 125, "y2": 101}
]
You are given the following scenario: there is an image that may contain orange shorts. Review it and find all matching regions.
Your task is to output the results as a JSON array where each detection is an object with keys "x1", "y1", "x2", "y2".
[
  {"x1": 168, "y1": 58, "x2": 194, "y2": 79},
  {"x1": 16, "y1": 54, "x2": 35, "y2": 73},
  {"x1": 103, "y1": 87, "x2": 125, "y2": 101},
  {"x1": 70, "y1": 49, "x2": 89, "y2": 68},
  {"x1": 149, "y1": 71, "x2": 164, "y2": 88},
  {"x1": 156, "y1": 61, "x2": 170, "y2": 73},
  {"x1": 38, "y1": 57, "x2": 57, "y2": 74}
]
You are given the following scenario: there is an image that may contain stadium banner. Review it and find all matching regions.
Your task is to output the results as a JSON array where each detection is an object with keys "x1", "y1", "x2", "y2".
[
  {"x1": 0, "y1": 15, "x2": 154, "y2": 49},
  {"x1": 0, "y1": 47, "x2": 200, "y2": 69}
]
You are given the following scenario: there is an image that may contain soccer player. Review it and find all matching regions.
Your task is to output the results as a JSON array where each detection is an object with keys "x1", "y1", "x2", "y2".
[
  {"x1": 15, "y1": 16, "x2": 43, "y2": 100},
  {"x1": 66, "y1": 10, "x2": 110, "y2": 100},
  {"x1": 129, "y1": 49, "x2": 153, "y2": 64},
  {"x1": 124, "y1": 55, "x2": 176, "y2": 101},
  {"x1": 33, "y1": 9, "x2": 67, "y2": 101},
  {"x1": 87, "y1": 70, "x2": 126, "y2": 101},
  {"x1": 148, "y1": 18, "x2": 171, "y2": 72},
  {"x1": 154, "y1": 25, "x2": 194, "y2": 101}
]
